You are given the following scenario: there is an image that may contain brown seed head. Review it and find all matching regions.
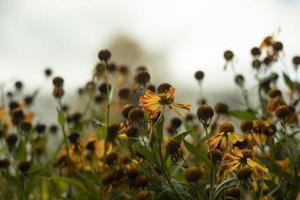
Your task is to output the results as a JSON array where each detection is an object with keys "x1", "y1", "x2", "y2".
[
  {"x1": 157, "y1": 83, "x2": 172, "y2": 94},
  {"x1": 184, "y1": 166, "x2": 202, "y2": 183},
  {"x1": 98, "y1": 49, "x2": 111, "y2": 62},
  {"x1": 122, "y1": 104, "x2": 135, "y2": 118},
  {"x1": 128, "y1": 108, "x2": 144, "y2": 122},
  {"x1": 197, "y1": 104, "x2": 214, "y2": 124}
]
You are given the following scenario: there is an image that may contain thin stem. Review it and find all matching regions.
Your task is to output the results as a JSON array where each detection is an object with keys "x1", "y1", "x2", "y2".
[{"x1": 204, "y1": 124, "x2": 215, "y2": 200}]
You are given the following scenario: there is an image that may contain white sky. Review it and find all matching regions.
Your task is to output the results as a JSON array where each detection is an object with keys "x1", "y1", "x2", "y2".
[{"x1": 1, "y1": 0, "x2": 300, "y2": 92}]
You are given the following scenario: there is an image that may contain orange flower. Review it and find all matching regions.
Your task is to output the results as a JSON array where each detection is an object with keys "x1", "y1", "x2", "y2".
[
  {"x1": 218, "y1": 147, "x2": 267, "y2": 178},
  {"x1": 139, "y1": 87, "x2": 191, "y2": 118}
]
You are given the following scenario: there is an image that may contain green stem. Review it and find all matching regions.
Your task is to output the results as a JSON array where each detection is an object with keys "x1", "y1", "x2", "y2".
[{"x1": 204, "y1": 124, "x2": 215, "y2": 200}]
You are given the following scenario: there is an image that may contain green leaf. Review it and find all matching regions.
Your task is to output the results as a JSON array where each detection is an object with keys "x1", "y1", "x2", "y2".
[
  {"x1": 183, "y1": 139, "x2": 209, "y2": 164},
  {"x1": 283, "y1": 72, "x2": 294, "y2": 90},
  {"x1": 16, "y1": 138, "x2": 27, "y2": 160},
  {"x1": 46, "y1": 176, "x2": 88, "y2": 194},
  {"x1": 173, "y1": 130, "x2": 193, "y2": 142},
  {"x1": 215, "y1": 178, "x2": 238, "y2": 199},
  {"x1": 57, "y1": 108, "x2": 65, "y2": 128},
  {"x1": 228, "y1": 110, "x2": 257, "y2": 120},
  {"x1": 132, "y1": 143, "x2": 157, "y2": 165}
]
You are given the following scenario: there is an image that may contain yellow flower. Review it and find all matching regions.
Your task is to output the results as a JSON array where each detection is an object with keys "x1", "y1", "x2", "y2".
[
  {"x1": 139, "y1": 87, "x2": 191, "y2": 118},
  {"x1": 209, "y1": 132, "x2": 243, "y2": 151},
  {"x1": 219, "y1": 147, "x2": 268, "y2": 178}
]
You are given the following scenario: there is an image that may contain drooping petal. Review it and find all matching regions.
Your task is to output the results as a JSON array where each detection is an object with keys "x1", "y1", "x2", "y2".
[
  {"x1": 231, "y1": 147, "x2": 243, "y2": 158},
  {"x1": 171, "y1": 103, "x2": 191, "y2": 111},
  {"x1": 247, "y1": 158, "x2": 268, "y2": 173},
  {"x1": 228, "y1": 133, "x2": 244, "y2": 144}
]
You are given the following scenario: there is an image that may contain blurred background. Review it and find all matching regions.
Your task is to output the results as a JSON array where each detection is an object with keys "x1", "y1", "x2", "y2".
[{"x1": 1, "y1": 0, "x2": 300, "y2": 121}]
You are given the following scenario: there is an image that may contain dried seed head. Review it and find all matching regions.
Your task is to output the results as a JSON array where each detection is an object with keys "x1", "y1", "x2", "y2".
[
  {"x1": 118, "y1": 88, "x2": 131, "y2": 100},
  {"x1": 98, "y1": 49, "x2": 111, "y2": 62},
  {"x1": 224, "y1": 50, "x2": 234, "y2": 61},
  {"x1": 275, "y1": 105, "x2": 291, "y2": 120},
  {"x1": 197, "y1": 104, "x2": 214, "y2": 125},
  {"x1": 253, "y1": 120, "x2": 266, "y2": 134},
  {"x1": 252, "y1": 59, "x2": 261, "y2": 70},
  {"x1": 292, "y1": 56, "x2": 300, "y2": 66},
  {"x1": 94, "y1": 63, "x2": 106, "y2": 76},
  {"x1": 268, "y1": 89, "x2": 282, "y2": 98},
  {"x1": 157, "y1": 83, "x2": 172, "y2": 94},
  {"x1": 119, "y1": 65, "x2": 129, "y2": 75},
  {"x1": 234, "y1": 74, "x2": 245, "y2": 87},
  {"x1": 241, "y1": 149, "x2": 253, "y2": 159},
  {"x1": 121, "y1": 104, "x2": 135, "y2": 118},
  {"x1": 145, "y1": 83, "x2": 156, "y2": 92},
  {"x1": 24, "y1": 96, "x2": 33, "y2": 106},
  {"x1": 0, "y1": 159, "x2": 10, "y2": 169},
  {"x1": 209, "y1": 149, "x2": 223, "y2": 164},
  {"x1": 218, "y1": 122, "x2": 235, "y2": 133},
  {"x1": 6, "y1": 134, "x2": 18, "y2": 147},
  {"x1": 128, "y1": 108, "x2": 144, "y2": 122},
  {"x1": 265, "y1": 124, "x2": 276, "y2": 136},
  {"x1": 68, "y1": 132, "x2": 80, "y2": 144},
  {"x1": 21, "y1": 122, "x2": 32, "y2": 133},
  {"x1": 126, "y1": 167, "x2": 139, "y2": 181},
  {"x1": 35, "y1": 124, "x2": 46, "y2": 134},
  {"x1": 240, "y1": 121, "x2": 253, "y2": 133},
  {"x1": 12, "y1": 109, "x2": 25, "y2": 125},
  {"x1": 214, "y1": 103, "x2": 228, "y2": 115},
  {"x1": 135, "y1": 71, "x2": 150, "y2": 85},
  {"x1": 98, "y1": 82, "x2": 111, "y2": 94},
  {"x1": 106, "y1": 63, "x2": 117, "y2": 73},
  {"x1": 6, "y1": 92, "x2": 13, "y2": 98},
  {"x1": 233, "y1": 139, "x2": 249, "y2": 149},
  {"x1": 251, "y1": 47, "x2": 261, "y2": 57},
  {"x1": 167, "y1": 126, "x2": 177, "y2": 135},
  {"x1": 185, "y1": 113, "x2": 195, "y2": 122},
  {"x1": 85, "y1": 82, "x2": 96, "y2": 93},
  {"x1": 166, "y1": 139, "x2": 181, "y2": 155},
  {"x1": 44, "y1": 68, "x2": 52, "y2": 77},
  {"x1": 263, "y1": 56, "x2": 272, "y2": 66},
  {"x1": 134, "y1": 175, "x2": 149, "y2": 187},
  {"x1": 126, "y1": 127, "x2": 138, "y2": 138},
  {"x1": 49, "y1": 125, "x2": 58, "y2": 134},
  {"x1": 15, "y1": 81, "x2": 23, "y2": 91},
  {"x1": 105, "y1": 152, "x2": 118, "y2": 166},
  {"x1": 170, "y1": 117, "x2": 182, "y2": 128},
  {"x1": 52, "y1": 76, "x2": 64, "y2": 87},
  {"x1": 9, "y1": 101, "x2": 19, "y2": 111},
  {"x1": 225, "y1": 187, "x2": 240, "y2": 198},
  {"x1": 184, "y1": 166, "x2": 202, "y2": 183},
  {"x1": 102, "y1": 173, "x2": 114, "y2": 185},
  {"x1": 52, "y1": 87, "x2": 65, "y2": 99},
  {"x1": 18, "y1": 161, "x2": 31, "y2": 173},
  {"x1": 273, "y1": 41, "x2": 283, "y2": 51},
  {"x1": 107, "y1": 124, "x2": 119, "y2": 142},
  {"x1": 237, "y1": 167, "x2": 253, "y2": 180},
  {"x1": 86, "y1": 141, "x2": 95, "y2": 152},
  {"x1": 119, "y1": 155, "x2": 130, "y2": 165},
  {"x1": 194, "y1": 70, "x2": 205, "y2": 81}
]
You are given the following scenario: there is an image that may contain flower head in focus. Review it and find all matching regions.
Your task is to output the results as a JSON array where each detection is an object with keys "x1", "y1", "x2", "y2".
[{"x1": 139, "y1": 84, "x2": 191, "y2": 118}]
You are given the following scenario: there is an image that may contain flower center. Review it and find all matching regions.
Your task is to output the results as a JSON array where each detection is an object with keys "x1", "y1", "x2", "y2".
[{"x1": 159, "y1": 96, "x2": 174, "y2": 105}]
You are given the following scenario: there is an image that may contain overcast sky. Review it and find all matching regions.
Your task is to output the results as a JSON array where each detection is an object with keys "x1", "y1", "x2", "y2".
[{"x1": 1, "y1": 0, "x2": 300, "y2": 93}]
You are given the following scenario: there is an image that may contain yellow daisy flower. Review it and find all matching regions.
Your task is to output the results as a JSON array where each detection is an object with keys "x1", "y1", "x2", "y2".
[
  {"x1": 139, "y1": 86, "x2": 191, "y2": 118},
  {"x1": 219, "y1": 147, "x2": 268, "y2": 178}
]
